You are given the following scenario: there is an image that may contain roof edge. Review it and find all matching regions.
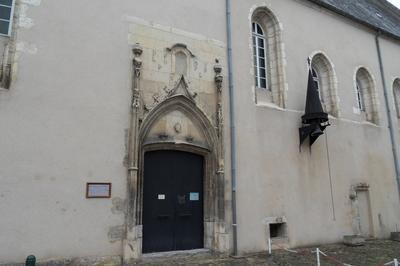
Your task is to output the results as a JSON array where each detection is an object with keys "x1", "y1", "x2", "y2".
[{"x1": 307, "y1": 0, "x2": 400, "y2": 41}]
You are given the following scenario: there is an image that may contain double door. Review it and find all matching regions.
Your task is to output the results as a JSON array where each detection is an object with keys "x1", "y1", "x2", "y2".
[{"x1": 142, "y1": 150, "x2": 204, "y2": 253}]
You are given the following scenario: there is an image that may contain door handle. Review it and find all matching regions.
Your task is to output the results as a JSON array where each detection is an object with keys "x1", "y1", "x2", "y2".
[{"x1": 157, "y1": 214, "x2": 170, "y2": 219}]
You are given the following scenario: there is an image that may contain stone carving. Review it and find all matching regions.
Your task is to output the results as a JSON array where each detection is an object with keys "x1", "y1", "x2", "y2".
[
  {"x1": 132, "y1": 43, "x2": 143, "y2": 109},
  {"x1": 214, "y1": 59, "x2": 225, "y2": 220},
  {"x1": 174, "y1": 123, "x2": 182, "y2": 134},
  {"x1": 124, "y1": 43, "x2": 143, "y2": 262},
  {"x1": 152, "y1": 92, "x2": 160, "y2": 104},
  {"x1": 214, "y1": 59, "x2": 223, "y2": 139},
  {"x1": 163, "y1": 86, "x2": 171, "y2": 94},
  {"x1": 214, "y1": 60, "x2": 223, "y2": 93},
  {"x1": 147, "y1": 77, "x2": 196, "y2": 112},
  {"x1": 167, "y1": 75, "x2": 196, "y2": 102}
]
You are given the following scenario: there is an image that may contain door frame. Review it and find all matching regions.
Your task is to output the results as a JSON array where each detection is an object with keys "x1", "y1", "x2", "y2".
[
  {"x1": 123, "y1": 95, "x2": 228, "y2": 258},
  {"x1": 355, "y1": 189, "x2": 374, "y2": 238}
]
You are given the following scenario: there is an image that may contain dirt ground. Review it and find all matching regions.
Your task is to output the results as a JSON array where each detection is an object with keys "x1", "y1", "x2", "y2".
[{"x1": 134, "y1": 239, "x2": 400, "y2": 265}]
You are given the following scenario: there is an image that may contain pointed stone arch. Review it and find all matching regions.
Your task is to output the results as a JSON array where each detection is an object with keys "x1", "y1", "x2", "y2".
[
  {"x1": 132, "y1": 92, "x2": 227, "y2": 256},
  {"x1": 140, "y1": 95, "x2": 218, "y2": 151}
]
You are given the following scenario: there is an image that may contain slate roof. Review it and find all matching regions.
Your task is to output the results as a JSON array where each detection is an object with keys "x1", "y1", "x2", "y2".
[{"x1": 308, "y1": 0, "x2": 400, "y2": 39}]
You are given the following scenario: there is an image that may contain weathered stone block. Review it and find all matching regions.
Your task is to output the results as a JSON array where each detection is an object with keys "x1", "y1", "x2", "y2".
[
  {"x1": 390, "y1": 232, "x2": 400, "y2": 242},
  {"x1": 343, "y1": 235, "x2": 365, "y2": 246}
]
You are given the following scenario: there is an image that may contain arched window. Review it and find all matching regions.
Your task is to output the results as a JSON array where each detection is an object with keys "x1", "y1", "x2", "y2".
[
  {"x1": 251, "y1": 7, "x2": 286, "y2": 108},
  {"x1": 355, "y1": 67, "x2": 379, "y2": 124},
  {"x1": 252, "y1": 22, "x2": 267, "y2": 89},
  {"x1": 310, "y1": 53, "x2": 339, "y2": 117},
  {"x1": 393, "y1": 78, "x2": 400, "y2": 118}
]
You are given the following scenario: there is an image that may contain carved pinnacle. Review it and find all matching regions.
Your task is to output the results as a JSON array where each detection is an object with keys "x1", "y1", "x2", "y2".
[
  {"x1": 213, "y1": 59, "x2": 222, "y2": 74},
  {"x1": 214, "y1": 59, "x2": 223, "y2": 92},
  {"x1": 132, "y1": 43, "x2": 143, "y2": 57}
]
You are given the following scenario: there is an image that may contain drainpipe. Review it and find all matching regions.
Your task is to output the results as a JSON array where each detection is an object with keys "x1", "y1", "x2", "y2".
[
  {"x1": 375, "y1": 32, "x2": 400, "y2": 201},
  {"x1": 225, "y1": 0, "x2": 238, "y2": 256}
]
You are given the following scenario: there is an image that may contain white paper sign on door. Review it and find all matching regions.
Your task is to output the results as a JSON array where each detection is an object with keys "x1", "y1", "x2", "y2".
[
  {"x1": 158, "y1": 194, "x2": 165, "y2": 200},
  {"x1": 189, "y1": 192, "x2": 199, "y2": 201}
]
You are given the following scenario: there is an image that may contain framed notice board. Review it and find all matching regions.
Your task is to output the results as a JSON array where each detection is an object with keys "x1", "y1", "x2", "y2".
[{"x1": 86, "y1": 182, "x2": 112, "y2": 198}]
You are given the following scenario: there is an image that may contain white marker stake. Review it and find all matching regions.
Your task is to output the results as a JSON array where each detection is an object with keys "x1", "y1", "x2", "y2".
[
  {"x1": 394, "y1": 258, "x2": 398, "y2": 266},
  {"x1": 316, "y1": 248, "x2": 321, "y2": 266},
  {"x1": 268, "y1": 238, "x2": 271, "y2": 255}
]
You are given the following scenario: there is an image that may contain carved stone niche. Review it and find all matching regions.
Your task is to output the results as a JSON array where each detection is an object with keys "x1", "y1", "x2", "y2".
[{"x1": 166, "y1": 43, "x2": 196, "y2": 78}]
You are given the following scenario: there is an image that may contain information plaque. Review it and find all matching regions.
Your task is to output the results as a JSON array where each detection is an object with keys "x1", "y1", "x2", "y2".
[
  {"x1": 189, "y1": 192, "x2": 199, "y2": 201},
  {"x1": 86, "y1": 183, "x2": 111, "y2": 198}
]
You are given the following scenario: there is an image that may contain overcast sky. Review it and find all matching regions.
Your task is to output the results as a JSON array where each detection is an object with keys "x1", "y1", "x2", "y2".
[{"x1": 388, "y1": 0, "x2": 400, "y2": 8}]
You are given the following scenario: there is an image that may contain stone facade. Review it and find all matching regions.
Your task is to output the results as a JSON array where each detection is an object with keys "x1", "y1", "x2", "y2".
[
  {"x1": 122, "y1": 21, "x2": 230, "y2": 262},
  {"x1": 1, "y1": 0, "x2": 400, "y2": 264}
]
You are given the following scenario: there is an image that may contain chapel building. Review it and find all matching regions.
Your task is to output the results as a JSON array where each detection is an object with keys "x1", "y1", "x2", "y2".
[{"x1": 1, "y1": 0, "x2": 400, "y2": 264}]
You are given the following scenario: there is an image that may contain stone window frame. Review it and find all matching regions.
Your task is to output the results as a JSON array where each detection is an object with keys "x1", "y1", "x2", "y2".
[
  {"x1": 393, "y1": 78, "x2": 400, "y2": 119},
  {"x1": 250, "y1": 5, "x2": 287, "y2": 108},
  {"x1": 310, "y1": 51, "x2": 340, "y2": 117},
  {"x1": 354, "y1": 67, "x2": 380, "y2": 124}
]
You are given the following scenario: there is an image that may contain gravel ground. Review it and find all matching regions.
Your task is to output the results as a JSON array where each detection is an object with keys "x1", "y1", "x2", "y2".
[{"x1": 134, "y1": 239, "x2": 400, "y2": 265}]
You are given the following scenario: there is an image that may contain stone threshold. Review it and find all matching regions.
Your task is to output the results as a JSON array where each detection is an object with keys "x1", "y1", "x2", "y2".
[{"x1": 142, "y1": 248, "x2": 210, "y2": 259}]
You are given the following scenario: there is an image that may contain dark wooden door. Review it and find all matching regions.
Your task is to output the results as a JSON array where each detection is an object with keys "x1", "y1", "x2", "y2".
[{"x1": 142, "y1": 150, "x2": 204, "y2": 253}]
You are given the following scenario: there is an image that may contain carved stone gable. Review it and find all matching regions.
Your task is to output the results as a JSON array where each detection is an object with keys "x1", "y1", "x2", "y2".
[{"x1": 167, "y1": 75, "x2": 196, "y2": 102}]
